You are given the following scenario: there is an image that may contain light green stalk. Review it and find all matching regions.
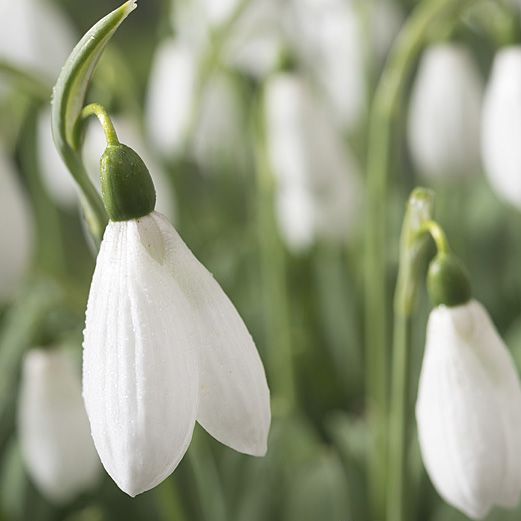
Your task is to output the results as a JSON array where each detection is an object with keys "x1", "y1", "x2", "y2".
[{"x1": 364, "y1": 0, "x2": 479, "y2": 517}]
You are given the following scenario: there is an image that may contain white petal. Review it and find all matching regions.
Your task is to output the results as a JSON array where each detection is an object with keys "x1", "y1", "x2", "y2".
[
  {"x1": 0, "y1": 149, "x2": 33, "y2": 301},
  {"x1": 18, "y1": 349, "x2": 101, "y2": 504},
  {"x1": 289, "y1": 0, "x2": 366, "y2": 130},
  {"x1": 224, "y1": 0, "x2": 284, "y2": 78},
  {"x1": 408, "y1": 44, "x2": 483, "y2": 180},
  {"x1": 83, "y1": 215, "x2": 199, "y2": 496},
  {"x1": 0, "y1": 0, "x2": 75, "y2": 80},
  {"x1": 145, "y1": 40, "x2": 198, "y2": 159},
  {"x1": 264, "y1": 73, "x2": 362, "y2": 250},
  {"x1": 152, "y1": 212, "x2": 271, "y2": 456},
  {"x1": 416, "y1": 300, "x2": 521, "y2": 519},
  {"x1": 482, "y1": 46, "x2": 521, "y2": 210}
]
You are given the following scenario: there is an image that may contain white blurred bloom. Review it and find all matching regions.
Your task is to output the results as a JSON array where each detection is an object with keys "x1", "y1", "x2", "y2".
[
  {"x1": 145, "y1": 38, "x2": 245, "y2": 171},
  {"x1": 83, "y1": 117, "x2": 175, "y2": 220},
  {"x1": 0, "y1": 148, "x2": 33, "y2": 301},
  {"x1": 408, "y1": 44, "x2": 483, "y2": 180},
  {"x1": 289, "y1": 0, "x2": 366, "y2": 131},
  {"x1": 264, "y1": 73, "x2": 362, "y2": 252},
  {"x1": 224, "y1": 0, "x2": 284, "y2": 78},
  {"x1": 18, "y1": 348, "x2": 101, "y2": 504},
  {"x1": 416, "y1": 300, "x2": 521, "y2": 519},
  {"x1": 0, "y1": 0, "x2": 75, "y2": 80},
  {"x1": 83, "y1": 211, "x2": 270, "y2": 497},
  {"x1": 482, "y1": 46, "x2": 521, "y2": 209},
  {"x1": 146, "y1": 40, "x2": 198, "y2": 158}
]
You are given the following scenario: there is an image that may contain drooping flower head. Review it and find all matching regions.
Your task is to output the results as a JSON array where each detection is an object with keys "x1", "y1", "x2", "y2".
[
  {"x1": 408, "y1": 44, "x2": 483, "y2": 180},
  {"x1": 83, "y1": 140, "x2": 270, "y2": 496},
  {"x1": 18, "y1": 348, "x2": 101, "y2": 504},
  {"x1": 416, "y1": 250, "x2": 521, "y2": 518}
]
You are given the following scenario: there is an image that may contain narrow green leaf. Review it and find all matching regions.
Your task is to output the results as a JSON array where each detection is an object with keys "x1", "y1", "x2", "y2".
[{"x1": 51, "y1": 0, "x2": 137, "y2": 243}]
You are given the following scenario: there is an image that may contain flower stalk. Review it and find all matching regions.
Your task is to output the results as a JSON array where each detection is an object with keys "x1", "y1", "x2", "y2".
[{"x1": 364, "y1": 0, "x2": 479, "y2": 516}]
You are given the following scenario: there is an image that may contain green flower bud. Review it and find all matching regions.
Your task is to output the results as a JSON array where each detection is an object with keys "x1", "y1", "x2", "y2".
[
  {"x1": 427, "y1": 253, "x2": 471, "y2": 307},
  {"x1": 100, "y1": 144, "x2": 156, "y2": 221}
]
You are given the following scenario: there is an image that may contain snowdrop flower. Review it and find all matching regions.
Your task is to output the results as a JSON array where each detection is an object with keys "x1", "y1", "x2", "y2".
[
  {"x1": 416, "y1": 254, "x2": 521, "y2": 519},
  {"x1": 146, "y1": 38, "x2": 245, "y2": 172},
  {"x1": 223, "y1": 0, "x2": 285, "y2": 79},
  {"x1": 0, "y1": 148, "x2": 33, "y2": 301},
  {"x1": 264, "y1": 73, "x2": 362, "y2": 252},
  {"x1": 289, "y1": 0, "x2": 366, "y2": 132},
  {"x1": 482, "y1": 46, "x2": 521, "y2": 209},
  {"x1": 0, "y1": 0, "x2": 75, "y2": 80},
  {"x1": 18, "y1": 348, "x2": 101, "y2": 504},
  {"x1": 83, "y1": 143, "x2": 270, "y2": 496},
  {"x1": 408, "y1": 44, "x2": 483, "y2": 180}
]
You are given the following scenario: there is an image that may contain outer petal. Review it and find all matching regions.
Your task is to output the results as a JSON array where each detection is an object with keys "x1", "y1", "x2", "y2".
[
  {"x1": 416, "y1": 300, "x2": 521, "y2": 519},
  {"x1": 467, "y1": 302, "x2": 521, "y2": 508},
  {"x1": 408, "y1": 44, "x2": 483, "y2": 180},
  {"x1": 0, "y1": 149, "x2": 33, "y2": 301},
  {"x1": 152, "y1": 212, "x2": 271, "y2": 456},
  {"x1": 482, "y1": 46, "x2": 521, "y2": 210},
  {"x1": 83, "y1": 215, "x2": 198, "y2": 496},
  {"x1": 18, "y1": 349, "x2": 101, "y2": 504}
]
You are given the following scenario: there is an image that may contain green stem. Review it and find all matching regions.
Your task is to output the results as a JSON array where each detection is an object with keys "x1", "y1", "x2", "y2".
[
  {"x1": 154, "y1": 479, "x2": 189, "y2": 521},
  {"x1": 253, "y1": 98, "x2": 296, "y2": 412},
  {"x1": 364, "y1": 0, "x2": 479, "y2": 517},
  {"x1": 387, "y1": 313, "x2": 412, "y2": 521},
  {"x1": 78, "y1": 103, "x2": 120, "y2": 147},
  {"x1": 417, "y1": 220, "x2": 450, "y2": 255}
]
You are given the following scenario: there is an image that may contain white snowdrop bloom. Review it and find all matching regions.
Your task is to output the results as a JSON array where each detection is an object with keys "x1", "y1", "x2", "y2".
[
  {"x1": 264, "y1": 73, "x2": 362, "y2": 252},
  {"x1": 482, "y1": 46, "x2": 521, "y2": 209},
  {"x1": 82, "y1": 117, "x2": 175, "y2": 220},
  {"x1": 145, "y1": 39, "x2": 198, "y2": 159},
  {"x1": 289, "y1": 0, "x2": 366, "y2": 132},
  {"x1": 83, "y1": 144, "x2": 270, "y2": 496},
  {"x1": 416, "y1": 300, "x2": 521, "y2": 519},
  {"x1": 146, "y1": 39, "x2": 245, "y2": 172},
  {"x1": 0, "y1": 148, "x2": 33, "y2": 301},
  {"x1": 190, "y1": 73, "x2": 247, "y2": 173},
  {"x1": 37, "y1": 108, "x2": 78, "y2": 207},
  {"x1": 0, "y1": 0, "x2": 75, "y2": 80},
  {"x1": 408, "y1": 44, "x2": 483, "y2": 180},
  {"x1": 223, "y1": 0, "x2": 285, "y2": 79},
  {"x1": 18, "y1": 348, "x2": 101, "y2": 504}
]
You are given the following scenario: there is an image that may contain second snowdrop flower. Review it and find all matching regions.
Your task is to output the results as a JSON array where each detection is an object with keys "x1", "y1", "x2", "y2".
[
  {"x1": 416, "y1": 242, "x2": 521, "y2": 519},
  {"x1": 83, "y1": 137, "x2": 270, "y2": 497}
]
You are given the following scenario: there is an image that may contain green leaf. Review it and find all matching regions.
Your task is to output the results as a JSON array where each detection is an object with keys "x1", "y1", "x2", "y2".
[{"x1": 51, "y1": 0, "x2": 137, "y2": 243}]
